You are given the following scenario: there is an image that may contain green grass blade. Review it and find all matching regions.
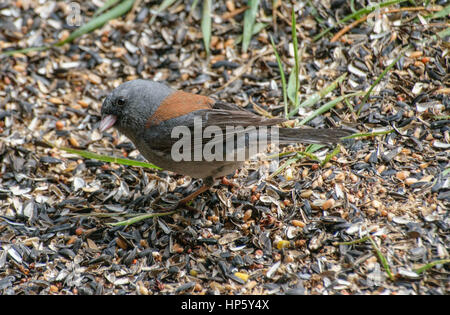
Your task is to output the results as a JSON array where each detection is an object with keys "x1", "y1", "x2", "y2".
[
  {"x1": 269, "y1": 36, "x2": 288, "y2": 119},
  {"x1": 320, "y1": 144, "x2": 340, "y2": 166},
  {"x1": 368, "y1": 235, "x2": 395, "y2": 282},
  {"x1": 201, "y1": 0, "x2": 212, "y2": 56},
  {"x1": 335, "y1": 234, "x2": 395, "y2": 282},
  {"x1": 305, "y1": 144, "x2": 325, "y2": 154},
  {"x1": 56, "y1": 0, "x2": 135, "y2": 47},
  {"x1": 242, "y1": 0, "x2": 260, "y2": 53},
  {"x1": 317, "y1": 73, "x2": 347, "y2": 98},
  {"x1": 432, "y1": 115, "x2": 450, "y2": 120},
  {"x1": 288, "y1": 73, "x2": 347, "y2": 118},
  {"x1": 350, "y1": 0, "x2": 357, "y2": 13},
  {"x1": 306, "y1": 0, "x2": 325, "y2": 23},
  {"x1": 344, "y1": 97, "x2": 354, "y2": 113},
  {"x1": 70, "y1": 212, "x2": 127, "y2": 218},
  {"x1": 437, "y1": 27, "x2": 450, "y2": 39},
  {"x1": 414, "y1": 259, "x2": 450, "y2": 275},
  {"x1": 295, "y1": 151, "x2": 319, "y2": 160},
  {"x1": 2, "y1": 45, "x2": 50, "y2": 56},
  {"x1": 334, "y1": 235, "x2": 371, "y2": 246},
  {"x1": 335, "y1": 234, "x2": 394, "y2": 278},
  {"x1": 108, "y1": 211, "x2": 179, "y2": 226},
  {"x1": 298, "y1": 92, "x2": 363, "y2": 126},
  {"x1": 341, "y1": 129, "x2": 394, "y2": 139},
  {"x1": 349, "y1": 0, "x2": 407, "y2": 20},
  {"x1": 190, "y1": 0, "x2": 200, "y2": 13},
  {"x1": 313, "y1": 0, "x2": 407, "y2": 41},
  {"x1": 287, "y1": 70, "x2": 298, "y2": 108},
  {"x1": 291, "y1": 9, "x2": 300, "y2": 109},
  {"x1": 235, "y1": 22, "x2": 267, "y2": 44},
  {"x1": 358, "y1": 48, "x2": 407, "y2": 115},
  {"x1": 266, "y1": 150, "x2": 319, "y2": 160},
  {"x1": 443, "y1": 168, "x2": 450, "y2": 176},
  {"x1": 149, "y1": 0, "x2": 177, "y2": 24},
  {"x1": 93, "y1": 0, "x2": 120, "y2": 17},
  {"x1": 427, "y1": 3, "x2": 450, "y2": 19},
  {"x1": 268, "y1": 154, "x2": 301, "y2": 179},
  {"x1": 43, "y1": 140, "x2": 161, "y2": 170},
  {"x1": 251, "y1": 22, "x2": 267, "y2": 34},
  {"x1": 269, "y1": 142, "x2": 327, "y2": 179},
  {"x1": 2, "y1": 0, "x2": 135, "y2": 55}
]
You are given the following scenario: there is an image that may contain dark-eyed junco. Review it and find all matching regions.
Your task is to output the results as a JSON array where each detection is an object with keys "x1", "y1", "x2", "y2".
[{"x1": 99, "y1": 79, "x2": 350, "y2": 206}]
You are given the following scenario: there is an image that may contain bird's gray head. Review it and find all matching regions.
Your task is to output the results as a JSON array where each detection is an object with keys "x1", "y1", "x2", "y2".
[{"x1": 99, "y1": 79, "x2": 173, "y2": 138}]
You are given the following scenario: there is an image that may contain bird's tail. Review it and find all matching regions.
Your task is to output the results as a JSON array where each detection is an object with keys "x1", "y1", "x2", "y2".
[{"x1": 277, "y1": 128, "x2": 352, "y2": 145}]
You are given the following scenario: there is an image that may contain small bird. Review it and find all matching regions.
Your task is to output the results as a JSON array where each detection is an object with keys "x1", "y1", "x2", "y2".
[{"x1": 99, "y1": 80, "x2": 350, "y2": 207}]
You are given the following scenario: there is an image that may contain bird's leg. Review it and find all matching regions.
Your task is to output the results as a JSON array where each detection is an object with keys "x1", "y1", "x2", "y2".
[
  {"x1": 154, "y1": 177, "x2": 214, "y2": 212},
  {"x1": 176, "y1": 176, "x2": 214, "y2": 210}
]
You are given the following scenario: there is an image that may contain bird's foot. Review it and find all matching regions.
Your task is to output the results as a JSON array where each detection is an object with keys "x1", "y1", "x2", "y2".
[{"x1": 153, "y1": 176, "x2": 214, "y2": 213}]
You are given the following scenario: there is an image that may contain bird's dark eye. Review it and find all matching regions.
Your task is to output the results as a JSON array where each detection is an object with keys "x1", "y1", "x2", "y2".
[{"x1": 117, "y1": 98, "x2": 126, "y2": 106}]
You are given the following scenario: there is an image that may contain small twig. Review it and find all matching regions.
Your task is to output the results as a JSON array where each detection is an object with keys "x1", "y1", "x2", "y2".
[
  {"x1": 331, "y1": 6, "x2": 442, "y2": 42},
  {"x1": 221, "y1": 6, "x2": 249, "y2": 21},
  {"x1": 331, "y1": 15, "x2": 368, "y2": 43},
  {"x1": 125, "y1": 0, "x2": 141, "y2": 21}
]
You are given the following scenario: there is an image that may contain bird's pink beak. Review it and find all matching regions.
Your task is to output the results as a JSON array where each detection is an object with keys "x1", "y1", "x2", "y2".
[{"x1": 99, "y1": 115, "x2": 117, "y2": 132}]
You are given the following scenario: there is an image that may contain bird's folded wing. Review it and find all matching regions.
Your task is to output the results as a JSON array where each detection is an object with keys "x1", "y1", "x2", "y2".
[{"x1": 142, "y1": 100, "x2": 352, "y2": 154}]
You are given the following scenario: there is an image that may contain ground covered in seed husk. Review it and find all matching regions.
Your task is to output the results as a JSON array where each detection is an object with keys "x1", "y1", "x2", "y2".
[{"x1": 0, "y1": 0, "x2": 449, "y2": 295}]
